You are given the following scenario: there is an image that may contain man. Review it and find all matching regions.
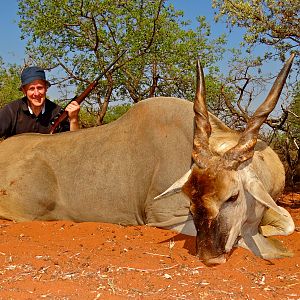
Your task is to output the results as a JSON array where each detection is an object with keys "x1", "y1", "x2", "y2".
[{"x1": 0, "y1": 66, "x2": 80, "y2": 139}]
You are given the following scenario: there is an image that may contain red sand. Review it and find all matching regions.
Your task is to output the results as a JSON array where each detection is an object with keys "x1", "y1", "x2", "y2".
[{"x1": 0, "y1": 193, "x2": 299, "y2": 299}]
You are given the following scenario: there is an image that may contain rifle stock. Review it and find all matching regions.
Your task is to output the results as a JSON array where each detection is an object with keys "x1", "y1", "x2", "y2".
[{"x1": 49, "y1": 50, "x2": 126, "y2": 134}]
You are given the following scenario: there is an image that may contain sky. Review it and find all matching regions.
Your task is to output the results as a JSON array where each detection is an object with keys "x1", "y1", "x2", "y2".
[{"x1": 0, "y1": 1, "x2": 25, "y2": 65}]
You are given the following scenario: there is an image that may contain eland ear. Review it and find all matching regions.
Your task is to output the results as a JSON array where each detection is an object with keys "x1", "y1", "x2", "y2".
[
  {"x1": 242, "y1": 173, "x2": 289, "y2": 217},
  {"x1": 154, "y1": 169, "x2": 192, "y2": 200}
]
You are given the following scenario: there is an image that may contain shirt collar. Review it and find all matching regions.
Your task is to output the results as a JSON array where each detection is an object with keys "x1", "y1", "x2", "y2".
[{"x1": 28, "y1": 103, "x2": 46, "y2": 115}]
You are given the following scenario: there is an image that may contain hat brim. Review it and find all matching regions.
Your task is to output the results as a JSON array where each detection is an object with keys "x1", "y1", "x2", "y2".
[{"x1": 19, "y1": 79, "x2": 51, "y2": 91}]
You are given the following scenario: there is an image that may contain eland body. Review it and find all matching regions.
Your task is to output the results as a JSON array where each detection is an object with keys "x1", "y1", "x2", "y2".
[{"x1": 0, "y1": 56, "x2": 295, "y2": 265}]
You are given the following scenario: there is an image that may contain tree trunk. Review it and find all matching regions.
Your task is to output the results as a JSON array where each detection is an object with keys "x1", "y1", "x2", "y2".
[{"x1": 97, "y1": 73, "x2": 113, "y2": 125}]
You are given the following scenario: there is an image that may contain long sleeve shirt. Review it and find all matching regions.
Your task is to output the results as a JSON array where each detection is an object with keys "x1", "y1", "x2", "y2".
[{"x1": 0, "y1": 97, "x2": 69, "y2": 139}]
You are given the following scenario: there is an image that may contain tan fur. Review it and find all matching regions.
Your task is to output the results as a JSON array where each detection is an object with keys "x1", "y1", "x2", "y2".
[
  {"x1": 0, "y1": 97, "x2": 291, "y2": 265},
  {"x1": 1, "y1": 97, "x2": 194, "y2": 223},
  {"x1": 0, "y1": 97, "x2": 284, "y2": 224}
]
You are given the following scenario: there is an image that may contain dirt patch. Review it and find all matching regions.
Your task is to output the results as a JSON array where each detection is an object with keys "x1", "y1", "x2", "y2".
[{"x1": 0, "y1": 193, "x2": 299, "y2": 299}]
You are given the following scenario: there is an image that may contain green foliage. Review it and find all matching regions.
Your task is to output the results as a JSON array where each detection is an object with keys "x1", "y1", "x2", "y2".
[
  {"x1": 103, "y1": 104, "x2": 132, "y2": 124},
  {"x1": 78, "y1": 103, "x2": 131, "y2": 128},
  {"x1": 78, "y1": 107, "x2": 98, "y2": 128},
  {"x1": 205, "y1": 1, "x2": 299, "y2": 138},
  {"x1": 212, "y1": 0, "x2": 300, "y2": 63},
  {"x1": 0, "y1": 58, "x2": 23, "y2": 108},
  {"x1": 288, "y1": 82, "x2": 300, "y2": 140}
]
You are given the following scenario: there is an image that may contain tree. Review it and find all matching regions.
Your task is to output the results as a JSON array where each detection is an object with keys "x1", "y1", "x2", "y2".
[
  {"x1": 103, "y1": 104, "x2": 131, "y2": 124},
  {"x1": 18, "y1": 0, "x2": 226, "y2": 125},
  {"x1": 288, "y1": 84, "x2": 300, "y2": 141},
  {"x1": 212, "y1": 0, "x2": 300, "y2": 64},
  {"x1": 0, "y1": 58, "x2": 23, "y2": 108},
  {"x1": 285, "y1": 84, "x2": 300, "y2": 187},
  {"x1": 211, "y1": 0, "x2": 300, "y2": 188}
]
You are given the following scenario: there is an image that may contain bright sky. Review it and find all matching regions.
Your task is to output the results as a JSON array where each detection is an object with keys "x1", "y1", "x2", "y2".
[
  {"x1": 0, "y1": 1, "x2": 25, "y2": 64},
  {"x1": 0, "y1": 0, "x2": 244, "y2": 65}
]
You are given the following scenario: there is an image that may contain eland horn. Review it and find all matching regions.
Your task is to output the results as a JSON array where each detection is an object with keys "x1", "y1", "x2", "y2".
[
  {"x1": 192, "y1": 60, "x2": 212, "y2": 169},
  {"x1": 224, "y1": 54, "x2": 295, "y2": 169}
]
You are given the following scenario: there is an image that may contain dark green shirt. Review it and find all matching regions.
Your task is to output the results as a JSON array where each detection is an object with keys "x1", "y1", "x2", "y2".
[{"x1": 0, "y1": 97, "x2": 69, "y2": 139}]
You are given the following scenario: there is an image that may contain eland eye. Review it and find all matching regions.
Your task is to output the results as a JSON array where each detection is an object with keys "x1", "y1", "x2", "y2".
[{"x1": 227, "y1": 193, "x2": 239, "y2": 203}]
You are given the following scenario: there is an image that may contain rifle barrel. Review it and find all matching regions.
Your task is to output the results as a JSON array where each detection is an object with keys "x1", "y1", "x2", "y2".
[{"x1": 49, "y1": 50, "x2": 127, "y2": 134}]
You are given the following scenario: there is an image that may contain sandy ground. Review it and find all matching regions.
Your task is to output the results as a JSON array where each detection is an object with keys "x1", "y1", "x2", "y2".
[{"x1": 0, "y1": 193, "x2": 299, "y2": 300}]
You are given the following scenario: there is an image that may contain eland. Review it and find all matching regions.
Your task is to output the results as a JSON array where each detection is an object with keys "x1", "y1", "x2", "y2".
[{"x1": 0, "y1": 55, "x2": 295, "y2": 265}]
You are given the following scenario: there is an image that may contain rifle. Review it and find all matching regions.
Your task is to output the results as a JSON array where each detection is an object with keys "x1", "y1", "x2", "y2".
[{"x1": 49, "y1": 50, "x2": 127, "y2": 134}]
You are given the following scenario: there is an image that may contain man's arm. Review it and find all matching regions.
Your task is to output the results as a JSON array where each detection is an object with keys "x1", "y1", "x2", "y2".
[{"x1": 0, "y1": 105, "x2": 14, "y2": 138}]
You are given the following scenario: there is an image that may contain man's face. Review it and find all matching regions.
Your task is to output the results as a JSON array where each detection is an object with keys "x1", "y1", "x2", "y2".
[{"x1": 22, "y1": 79, "x2": 47, "y2": 108}]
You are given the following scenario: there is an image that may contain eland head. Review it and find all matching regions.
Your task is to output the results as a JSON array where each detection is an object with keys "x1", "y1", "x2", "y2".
[{"x1": 157, "y1": 55, "x2": 295, "y2": 266}]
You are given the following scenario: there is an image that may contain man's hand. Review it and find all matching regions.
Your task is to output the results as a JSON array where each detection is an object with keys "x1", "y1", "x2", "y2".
[{"x1": 65, "y1": 101, "x2": 80, "y2": 131}]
